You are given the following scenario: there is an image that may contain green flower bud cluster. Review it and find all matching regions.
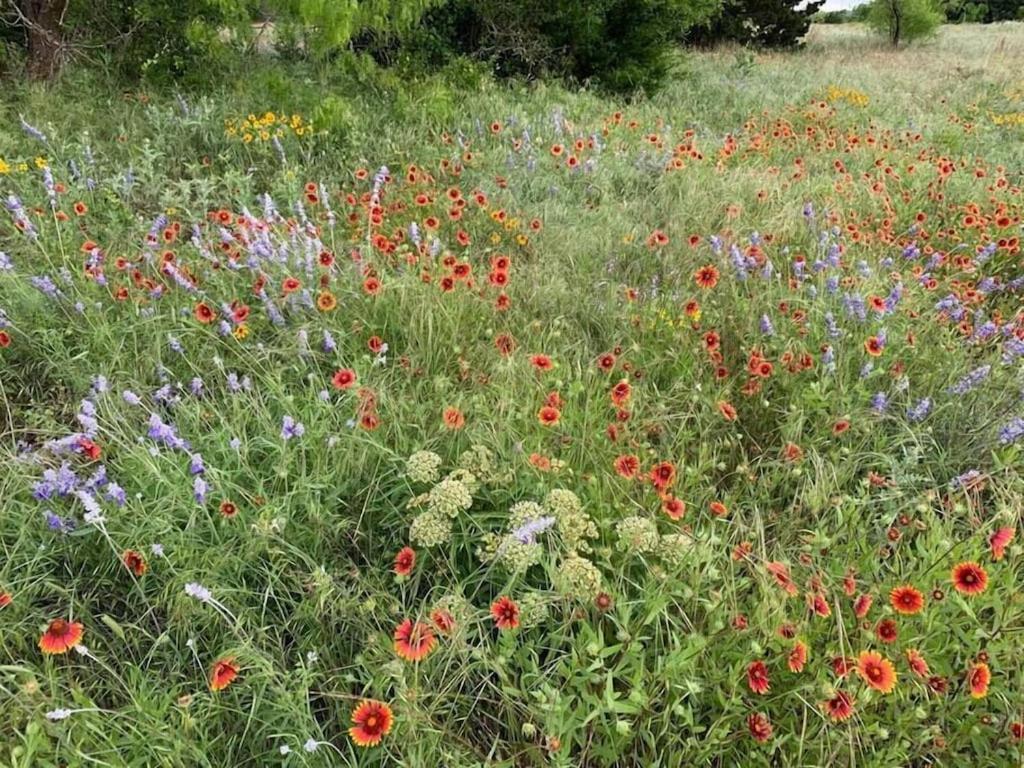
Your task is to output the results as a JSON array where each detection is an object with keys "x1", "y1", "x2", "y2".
[
  {"x1": 406, "y1": 450, "x2": 443, "y2": 484},
  {"x1": 544, "y1": 489, "x2": 597, "y2": 551},
  {"x1": 410, "y1": 510, "x2": 452, "y2": 547},
  {"x1": 615, "y1": 516, "x2": 660, "y2": 554},
  {"x1": 428, "y1": 478, "x2": 473, "y2": 518},
  {"x1": 555, "y1": 552, "x2": 603, "y2": 600}
]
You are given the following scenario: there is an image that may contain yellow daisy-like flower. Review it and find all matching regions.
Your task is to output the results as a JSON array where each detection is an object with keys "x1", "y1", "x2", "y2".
[
  {"x1": 316, "y1": 291, "x2": 337, "y2": 312},
  {"x1": 34, "y1": 156, "x2": 48, "y2": 169},
  {"x1": 233, "y1": 324, "x2": 250, "y2": 340}
]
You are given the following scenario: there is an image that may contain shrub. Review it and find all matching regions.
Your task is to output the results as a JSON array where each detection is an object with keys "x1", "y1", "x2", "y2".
[{"x1": 867, "y1": 0, "x2": 944, "y2": 45}]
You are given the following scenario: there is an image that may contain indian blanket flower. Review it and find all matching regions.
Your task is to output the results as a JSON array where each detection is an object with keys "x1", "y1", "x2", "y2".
[
  {"x1": 348, "y1": 699, "x2": 394, "y2": 748},
  {"x1": 890, "y1": 584, "x2": 925, "y2": 615},
  {"x1": 989, "y1": 527, "x2": 1014, "y2": 561},
  {"x1": 661, "y1": 496, "x2": 686, "y2": 520},
  {"x1": 614, "y1": 454, "x2": 640, "y2": 479},
  {"x1": 491, "y1": 596, "x2": 520, "y2": 630},
  {"x1": 876, "y1": 619, "x2": 898, "y2": 644},
  {"x1": 394, "y1": 619, "x2": 437, "y2": 661},
  {"x1": 122, "y1": 550, "x2": 147, "y2": 577},
  {"x1": 822, "y1": 690, "x2": 854, "y2": 722},
  {"x1": 747, "y1": 660, "x2": 770, "y2": 694},
  {"x1": 431, "y1": 607, "x2": 456, "y2": 635},
  {"x1": 331, "y1": 368, "x2": 357, "y2": 389},
  {"x1": 788, "y1": 640, "x2": 808, "y2": 673},
  {"x1": 951, "y1": 561, "x2": 988, "y2": 596},
  {"x1": 39, "y1": 618, "x2": 85, "y2": 655},
  {"x1": 393, "y1": 546, "x2": 416, "y2": 576},
  {"x1": 857, "y1": 650, "x2": 897, "y2": 694},
  {"x1": 765, "y1": 561, "x2": 799, "y2": 597},
  {"x1": 809, "y1": 593, "x2": 831, "y2": 618},
  {"x1": 864, "y1": 336, "x2": 884, "y2": 356},
  {"x1": 968, "y1": 662, "x2": 991, "y2": 698},
  {"x1": 209, "y1": 657, "x2": 240, "y2": 692},
  {"x1": 648, "y1": 461, "x2": 677, "y2": 490},
  {"x1": 748, "y1": 712, "x2": 772, "y2": 743},
  {"x1": 442, "y1": 406, "x2": 465, "y2": 430},
  {"x1": 537, "y1": 406, "x2": 560, "y2": 426},
  {"x1": 906, "y1": 649, "x2": 930, "y2": 677}
]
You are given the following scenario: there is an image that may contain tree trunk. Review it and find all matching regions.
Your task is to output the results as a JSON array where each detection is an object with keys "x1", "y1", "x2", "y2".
[{"x1": 20, "y1": 0, "x2": 68, "y2": 81}]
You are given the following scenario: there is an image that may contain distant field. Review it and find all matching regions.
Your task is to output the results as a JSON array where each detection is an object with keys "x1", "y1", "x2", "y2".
[{"x1": 1, "y1": 22, "x2": 1023, "y2": 767}]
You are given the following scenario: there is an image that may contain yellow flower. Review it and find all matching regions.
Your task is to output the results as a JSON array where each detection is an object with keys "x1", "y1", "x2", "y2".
[
  {"x1": 516, "y1": 234, "x2": 528, "y2": 246},
  {"x1": 233, "y1": 324, "x2": 250, "y2": 340},
  {"x1": 243, "y1": 134, "x2": 254, "y2": 144},
  {"x1": 489, "y1": 233, "x2": 501, "y2": 245},
  {"x1": 34, "y1": 156, "x2": 48, "y2": 169},
  {"x1": 316, "y1": 291, "x2": 337, "y2": 312},
  {"x1": 0, "y1": 159, "x2": 9, "y2": 175},
  {"x1": 18, "y1": 163, "x2": 29, "y2": 173},
  {"x1": 259, "y1": 130, "x2": 270, "y2": 141}
]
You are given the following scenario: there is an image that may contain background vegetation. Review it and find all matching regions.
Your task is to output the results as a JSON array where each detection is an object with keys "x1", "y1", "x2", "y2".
[{"x1": 1, "y1": 10, "x2": 1023, "y2": 768}]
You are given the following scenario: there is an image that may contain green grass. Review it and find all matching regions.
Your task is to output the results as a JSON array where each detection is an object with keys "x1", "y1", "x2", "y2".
[{"x1": 1, "y1": 23, "x2": 1024, "y2": 767}]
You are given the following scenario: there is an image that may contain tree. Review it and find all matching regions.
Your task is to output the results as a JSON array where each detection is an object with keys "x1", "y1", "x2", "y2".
[
  {"x1": 7, "y1": 0, "x2": 69, "y2": 80},
  {"x1": 867, "y1": 0, "x2": 943, "y2": 46},
  {"x1": 692, "y1": 0, "x2": 824, "y2": 47}
]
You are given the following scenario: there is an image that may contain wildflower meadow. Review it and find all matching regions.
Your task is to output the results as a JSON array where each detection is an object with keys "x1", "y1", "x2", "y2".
[{"x1": 2, "y1": 20, "x2": 1024, "y2": 768}]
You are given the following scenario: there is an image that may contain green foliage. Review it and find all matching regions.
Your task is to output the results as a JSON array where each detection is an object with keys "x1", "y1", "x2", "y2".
[
  {"x1": 814, "y1": 4, "x2": 873, "y2": 22},
  {"x1": 942, "y1": 0, "x2": 1024, "y2": 21},
  {"x1": 404, "y1": 0, "x2": 721, "y2": 95},
  {"x1": 277, "y1": 0, "x2": 442, "y2": 55},
  {"x1": 60, "y1": 0, "x2": 252, "y2": 83},
  {"x1": 867, "y1": 0, "x2": 945, "y2": 45},
  {"x1": 692, "y1": 0, "x2": 824, "y2": 47}
]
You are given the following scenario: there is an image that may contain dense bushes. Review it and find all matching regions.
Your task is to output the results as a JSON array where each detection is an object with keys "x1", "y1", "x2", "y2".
[
  {"x1": 691, "y1": 0, "x2": 824, "y2": 47},
  {"x1": 403, "y1": 0, "x2": 721, "y2": 94}
]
